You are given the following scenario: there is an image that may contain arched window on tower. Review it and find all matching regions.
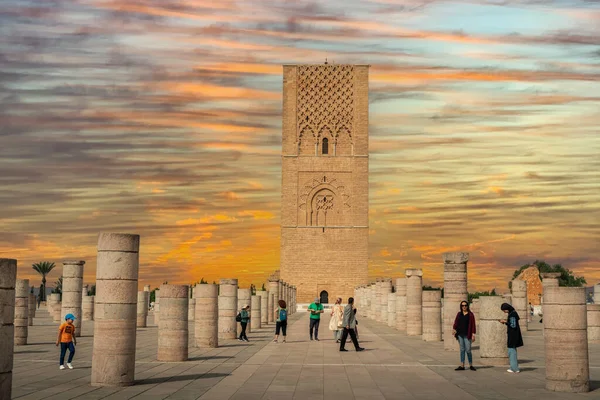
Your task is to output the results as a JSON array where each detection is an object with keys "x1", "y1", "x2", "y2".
[{"x1": 322, "y1": 137, "x2": 329, "y2": 155}]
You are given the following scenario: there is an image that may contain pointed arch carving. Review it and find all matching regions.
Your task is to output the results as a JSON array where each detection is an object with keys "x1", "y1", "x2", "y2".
[
  {"x1": 298, "y1": 175, "x2": 351, "y2": 226},
  {"x1": 298, "y1": 125, "x2": 315, "y2": 155}
]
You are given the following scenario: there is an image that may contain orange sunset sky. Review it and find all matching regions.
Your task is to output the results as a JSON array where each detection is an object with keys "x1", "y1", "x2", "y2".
[{"x1": 1, "y1": 0, "x2": 599, "y2": 292}]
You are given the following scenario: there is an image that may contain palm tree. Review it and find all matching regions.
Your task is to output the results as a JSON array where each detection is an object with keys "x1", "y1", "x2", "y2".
[
  {"x1": 53, "y1": 277, "x2": 63, "y2": 295},
  {"x1": 32, "y1": 261, "x2": 56, "y2": 302}
]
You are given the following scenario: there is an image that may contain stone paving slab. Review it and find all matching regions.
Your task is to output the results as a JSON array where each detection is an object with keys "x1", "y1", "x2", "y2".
[{"x1": 10, "y1": 306, "x2": 600, "y2": 399}]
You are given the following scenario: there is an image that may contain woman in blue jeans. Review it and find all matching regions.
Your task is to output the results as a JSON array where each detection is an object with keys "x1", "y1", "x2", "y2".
[
  {"x1": 500, "y1": 303, "x2": 523, "y2": 373},
  {"x1": 452, "y1": 300, "x2": 477, "y2": 371}
]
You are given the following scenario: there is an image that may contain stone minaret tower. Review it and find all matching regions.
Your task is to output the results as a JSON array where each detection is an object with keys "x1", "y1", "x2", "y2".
[{"x1": 280, "y1": 64, "x2": 369, "y2": 304}]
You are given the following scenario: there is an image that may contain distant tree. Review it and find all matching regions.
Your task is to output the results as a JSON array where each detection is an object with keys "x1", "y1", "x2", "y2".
[
  {"x1": 89, "y1": 285, "x2": 96, "y2": 296},
  {"x1": 200, "y1": 277, "x2": 208, "y2": 284},
  {"x1": 261, "y1": 283, "x2": 266, "y2": 291},
  {"x1": 250, "y1": 284, "x2": 256, "y2": 295},
  {"x1": 32, "y1": 261, "x2": 56, "y2": 302},
  {"x1": 150, "y1": 288, "x2": 156, "y2": 303},
  {"x1": 212, "y1": 281, "x2": 216, "y2": 285},
  {"x1": 52, "y1": 276, "x2": 63, "y2": 295},
  {"x1": 468, "y1": 289, "x2": 497, "y2": 303},
  {"x1": 422, "y1": 285, "x2": 441, "y2": 291},
  {"x1": 510, "y1": 260, "x2": 586, "y2": 289},
  {"x1": 30, "y1": 286, "x2": 34, "y2": 294}
]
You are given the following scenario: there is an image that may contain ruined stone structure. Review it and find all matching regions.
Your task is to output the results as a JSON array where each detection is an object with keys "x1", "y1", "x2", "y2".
[
  {"x1": 14, "y1": 279, "x2": 29, "y2": 346},
  {"x1": 544, "y1": 286, "x2": 589, "y2": 392},
  {"x1": 405, "y1": 269, "x2": 423, "y2": 336},
  {"x1": 511, "y1": 279, "x2": 528, "y2": 331},
  {"x1": 280, "y1": 64, "x2": 370, "y2": 303},
  {"x1": 422, "y1": 290, "x2": 442, "y2": 342},
  {"x1": 91, "y1": 233, "x2": 140, "y2": 387},
  {"x1": 83, "y1": 296, "x2": 94, "y2": 321},
  {"x1": 395, "y1": 278, "x2": 407, "y2": 332},
  {"x1": 28, "y1": 293, "x2": 35, "y2": 326},
  {"x1": 218, "y1": 279, "x2": 238, "y2": 340},
  {"x1": 387, "y1": 292, "x2": 396, "y2": 328},
  {"x1": 195, "y1": 283, "x2": 218, "y2": 348},
  {"x1": 0, "y1": 259, "x2": 17, "y2": 400},
  {"x1": 251, "y1": 295, "x2": 261, "y2": 330},
  {"x1": 479, "y1": 296, "x2": 508, "y2": 366},
  {"x1": 587, "y1": 304, "x2": 600, "y2": 343},
  {"x1": 137, "y1": 291, "x2": 149, "y2": 328},
  {"x1": 443, "y1": 252, "x2": 468, "y2": 351},
  {"x1": 61, "y1": 260, "x2": 85, "y2": 337},
  {"x1": 516, "y1": 265, "x2": 543, "y2": 305},
  {"x1": 157, "y1": 284, "x2": 188, "y2": 362}
]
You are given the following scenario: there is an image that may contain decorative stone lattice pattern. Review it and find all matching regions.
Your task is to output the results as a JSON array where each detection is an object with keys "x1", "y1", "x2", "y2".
[
  {"x1": 297, "y1": 65, "x2": 354, "y2": 151},
  {"x1": 298, "y1": 175, "x2": 350, "y2": 226}
]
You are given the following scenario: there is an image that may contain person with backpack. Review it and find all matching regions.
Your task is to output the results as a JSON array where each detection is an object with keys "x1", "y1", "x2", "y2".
[
  {"x1": 237, "y1": 305, "x2": 250, "y2": 342},
  {"x1": 273, "y1": 300, "x2": 288, "y2": 343}
]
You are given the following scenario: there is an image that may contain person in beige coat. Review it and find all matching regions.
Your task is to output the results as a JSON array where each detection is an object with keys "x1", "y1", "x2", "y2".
[{"x1": 329, "y1": 297, "x2": 344, "y2": 342}]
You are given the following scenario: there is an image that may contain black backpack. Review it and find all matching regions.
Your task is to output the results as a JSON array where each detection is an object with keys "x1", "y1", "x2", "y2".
[{"x1": 235, "y1": 312, "x2": 242, "y2": 322}]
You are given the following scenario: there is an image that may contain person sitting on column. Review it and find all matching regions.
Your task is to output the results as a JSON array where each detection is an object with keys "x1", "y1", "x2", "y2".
[
  {"x1": 339, "y1": 297, "x2": 364, "y2": 352},
  {"x1": 238, "y1": 305, "x2": 250, "y2": 342},
  {"x1": 499, "y1": 303, "x2": 523, "y2": 373},
  {"x1": 452, "y1": 300, "x2": 477, "y2": 371},
  {"x1": 56, "y1": 313, "x2": 77, "y2": 370},
  {"x1": 273, "y1": 300, "x2": 288, "y2": 343},
  {"x1": 307, "y1": 297, "x2": 324, "y2": 341}
]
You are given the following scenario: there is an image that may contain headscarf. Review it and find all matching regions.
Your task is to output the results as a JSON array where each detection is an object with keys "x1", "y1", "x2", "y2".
[{"x1": 500, "y1": 303, "x2": 515, "y2": 312}]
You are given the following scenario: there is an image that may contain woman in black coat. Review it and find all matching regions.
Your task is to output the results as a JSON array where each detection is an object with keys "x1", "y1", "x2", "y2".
[{"x1": 499, "y1": 303, "x2": 523, "y2": 373}]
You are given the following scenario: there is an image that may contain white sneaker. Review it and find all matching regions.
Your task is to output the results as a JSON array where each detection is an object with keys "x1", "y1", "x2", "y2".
[
  {"x1": 67, "y1": 363, "x2": 73, "y2": 369},
  {"x1": 59, "y1": 365, "x2": 65, "y2": 370}
]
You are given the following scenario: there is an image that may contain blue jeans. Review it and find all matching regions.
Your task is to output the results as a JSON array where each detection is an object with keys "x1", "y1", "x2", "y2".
[
  {"x1": 457, "y1": 335, "x2": 472, "y2": 365},
  {"x1": 508, "y1": 347, "x2": 519, "y2": 371},
  {"x1": 60, "y1": 342, "x2": 75, "y2": 365}
]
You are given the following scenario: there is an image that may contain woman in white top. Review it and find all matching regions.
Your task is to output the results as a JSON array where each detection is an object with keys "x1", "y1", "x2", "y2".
[{"x1": 329, "y1": 297, "x2": 344, "y2": 342}]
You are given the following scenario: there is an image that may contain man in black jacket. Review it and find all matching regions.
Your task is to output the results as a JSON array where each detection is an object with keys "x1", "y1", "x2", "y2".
[{"x1": 339, "y1": 297, "x2": 364, "y2": 352}]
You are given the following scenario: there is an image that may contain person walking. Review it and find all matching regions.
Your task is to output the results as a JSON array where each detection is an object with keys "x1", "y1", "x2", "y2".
[
  {"x1": 329, "y1": 297, "x2": 344, "y2": 342},
  {"x1": 273, "y1": 300, "x2": 288, "y2": 343},
  {"x1": 339, "y1": 297, "x2": 364, "y2": 352},
  {"x1": 500, "y1": 303, "x2": 523, "y2": 373},
  {"x1": 452, "y1": 300, "x2": 477, "y2": 371},
  {"x1": 238, "y1": 305, "x2": 250, "y2": 342},
  {"x1": 56, "y1": 313, "x2": 77, "y2": 369},
  {"x1": 307, "y1": 297, "x2": 324, "y2": 341}
]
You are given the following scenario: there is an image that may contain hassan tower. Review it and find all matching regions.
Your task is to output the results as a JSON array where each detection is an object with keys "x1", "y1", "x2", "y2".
[{"x1": 280, "y1": 64, "x2": 369, "y2": 304}]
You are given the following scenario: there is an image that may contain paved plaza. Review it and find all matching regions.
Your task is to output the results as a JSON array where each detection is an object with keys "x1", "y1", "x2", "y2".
[{"x1": 11, "y1": 307, "x2": 600, "y2": 399}]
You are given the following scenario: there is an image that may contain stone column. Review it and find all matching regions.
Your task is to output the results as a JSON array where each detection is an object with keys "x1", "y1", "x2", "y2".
[
  {"x1": 405, "y1": 269, "x2": 423, "y2": 336},
  {"x1": 154, "y1": 289, "x2": 160, "y2": 326},
  {"x1": 157, "y1": 284, "x2": 188, "y2": 362},
  {"x1": 471, "y1": 298, "x2": 480, "y2": 323},
  {"x1": 0, "y1": 259, "x2": 17, "y2": 400},
  {"x1": 283, "y1": 283, "x2": 289, "y2": 310},
  {"x1": 278, "y1": 280, "x2": 283, "y2": 303},
  {"x1": 511, "y1": 279, "x2": 528, "y2": 331},
  {"x1": 143, "y1": 285, "x2": 150, "y2": 310},
  {"x1": 544, "y1": 286, "x2": 589, "y2": 392},
  {"x1": 238, "y1": 288, "x2": 252, "y2": 334},
  {"x1": 395, "y1": 278, "x2": 407, "y2": 332},
  {"x1": 541, "y1": 272, "x2": 560, "y2": 313},
  {"x1": 387, "y1": 291, "x2": 396, "y2": 328},
  {"x1": 251, "y1": 295, "x2": 261, "y2": 330},
  {"x1": 374, "y1": 278, "x2": 383, "y2": 322},
  {"x1": 137, "y1": 291, "x2": 149, "y2": 328},
  {"x1": 479, "y1": 296, "x2": 507, "y2": 366},
  {"x1": 62, "y1": 260, "x2": 85, "y2": 337},
  {"x1": 594, "y1": 284, "x2": 600, "y2": 304},
  {"x1": 218, "y1": 279, "x2": 238, "y2": 340},
  {"x1": 14, "y1": 279, "x2": 29, "y2": 345},
  {"x1": 83, "y1": 296, "x2": 94, "y2": 321},
  {"x1": 443, "y1": 252, "x2": 468, "y2": 351},
  {"x1": 258, "y1": 291, "x2": 268, "y2": 324},
  {"x1": 268, "y1": 280, "x2": 278, "y2": 324},
  {"x1": 380, "y1": 278, "x2": 392, "y2": 323},
  {"x1": 422, "y1": 290, "x2": 442, "y2": 342},
  {"x1": 91, "y1": 233, "x2": 140, "y2": 387},
  {"x1": 195, "y1": 283, "x2": 218, "y2": 348},
  {"x1": 587, "y1": 304, "x2": 600, "y2": 343},
  {"x1": 188, "y1": 286, "x2": 195, "y2": 322},
  {"x1": 292, "y1": 286, "x2": 297, "y2": 313},
  {"x1": 49, "y1": 293, "x2": 62, "y2": 323},
  {"x1": 28, "y1": 293, "x2": 35, "y2": 326}
]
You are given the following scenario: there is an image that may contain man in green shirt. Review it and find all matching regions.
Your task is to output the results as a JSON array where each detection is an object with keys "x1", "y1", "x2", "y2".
[{"x1": 307, "y1": 297, "x2": 324, "y2": 341}]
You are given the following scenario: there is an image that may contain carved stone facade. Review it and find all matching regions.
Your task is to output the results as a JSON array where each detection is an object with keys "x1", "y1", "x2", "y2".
[
  {"x1": 280, "y1": 64, "x2": 369, "y2": 303},
  {"x1": 516, "y1": 266, "x2": 543, "y2": 305}
]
